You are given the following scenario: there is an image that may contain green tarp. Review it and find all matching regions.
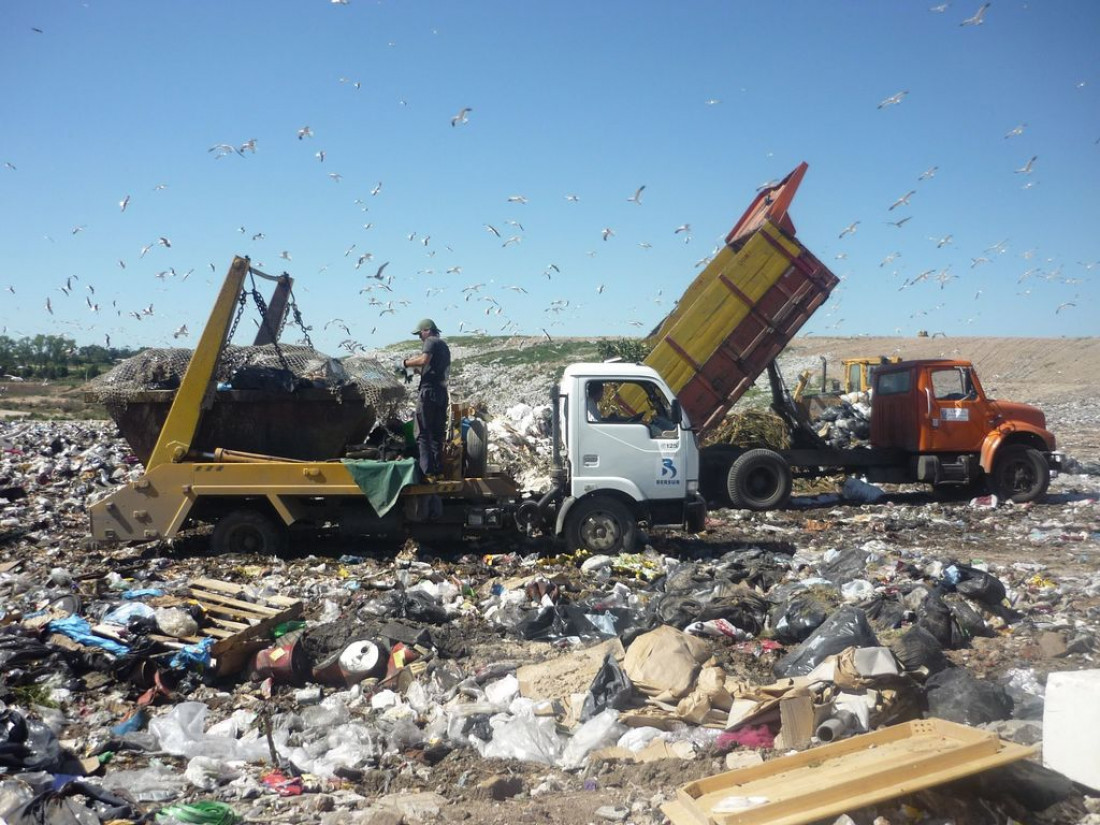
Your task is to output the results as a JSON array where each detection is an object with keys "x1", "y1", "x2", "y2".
[{"x1": 341, "y1": 458, "x2": 419, "y2": 516}]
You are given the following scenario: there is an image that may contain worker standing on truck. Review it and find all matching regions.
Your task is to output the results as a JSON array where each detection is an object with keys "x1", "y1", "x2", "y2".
[{"x1": 402, "y1": 319, "x2": 451, "y2": 479}]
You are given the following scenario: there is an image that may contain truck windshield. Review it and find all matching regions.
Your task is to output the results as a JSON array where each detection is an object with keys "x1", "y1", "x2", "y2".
[{"x1": 601, "y1": 380, "x2": 677, "y2": 436}]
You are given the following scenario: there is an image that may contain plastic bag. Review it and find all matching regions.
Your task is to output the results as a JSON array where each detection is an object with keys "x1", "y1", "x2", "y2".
[
  {"x1": 149, "y1": 702, "x2": 267, "y2": 762},
  {"x1": 770, "y1": 594, "x2": 830, "y2": 645},
  {"x1": 841, "y1": 477, "x2": 886, "y2": 504},
  {"x1": 925, "y1": 667, "x2": 1013, "y2": 725},
  {"x1": 5, "y1": 780, "x2": 140, "y2": 825},
  {"x1": 558, "y1": 709, "x2": 624, "y2": 769},
  {"x1": 476, "y1": 700, "x2": 563, "y2": 765},
  {"x1": 916, "y1": 589, "x2": 969, "y2": 650},
  {"x1": 890, "y1": 626, "x2": 949, "y2": 674},
  {"x1": 580, "y1": 654, "x2": 634, "y2": 722},
  {"x1": 773, "y1": 606, "x2": 879, "y2": 678},
  {"x1": 942, "y1": 563, "x2": 1006, "y2": 606},
  {"x1": 0, "y1": 709, "x2": 64, "y2": 774}
]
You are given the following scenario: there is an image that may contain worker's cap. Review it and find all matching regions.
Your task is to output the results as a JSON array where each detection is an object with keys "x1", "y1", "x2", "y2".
[{"x1": 411, "y1": 318, "x2": 439, "y2": 335}]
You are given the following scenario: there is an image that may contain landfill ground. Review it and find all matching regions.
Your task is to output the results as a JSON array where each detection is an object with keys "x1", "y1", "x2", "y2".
[{"x1": 1, "y1": 343, "x2": 1099, "y2": 825}]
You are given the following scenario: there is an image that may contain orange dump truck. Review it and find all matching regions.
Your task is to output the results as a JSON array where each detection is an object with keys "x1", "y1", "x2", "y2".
[{"x1": 639, "y1": 163, "x2": 1061, "y2": 508}]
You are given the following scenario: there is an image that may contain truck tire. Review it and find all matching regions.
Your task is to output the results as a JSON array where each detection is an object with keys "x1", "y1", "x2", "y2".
[
  {"x1": 211, "y1": 509, "x2": 288, "y2": 555},
  {"x1": 463, "y1": 418, "x2": 488, "y2": 478},
  {"x1": 564, "y1": 496, "x2": 637, "y2": 555},
  {"x1": 990, "y1": 445, "x2": 1050, "y2": 503},
  {"x1": 727, "y1": 449, "x2": 792, "y2": 510}
]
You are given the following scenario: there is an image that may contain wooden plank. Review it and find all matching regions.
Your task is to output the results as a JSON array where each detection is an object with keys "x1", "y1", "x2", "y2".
[
  {"x1": 189, "y1": 589, "x2": 283, "y2": 618},
  {"x1": 664, "y1": 719, "x2": 1035, "y2": 825},
  {"x1": 190, "y1": 577, "x2": 300, "y2": 607}
]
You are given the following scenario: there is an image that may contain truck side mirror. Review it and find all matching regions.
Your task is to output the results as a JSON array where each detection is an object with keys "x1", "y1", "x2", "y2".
[{"x1": 671, "y1": 399, "x2": 683, "y2": 425}]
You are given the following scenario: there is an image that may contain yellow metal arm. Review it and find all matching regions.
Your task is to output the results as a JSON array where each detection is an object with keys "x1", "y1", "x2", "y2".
[{"x1": 147, "y1": 257, "x2": 251, "y2": 469}]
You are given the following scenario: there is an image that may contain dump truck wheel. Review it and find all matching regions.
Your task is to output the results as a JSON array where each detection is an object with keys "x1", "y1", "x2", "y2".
[
  {"x1": 565, "y1": 496, "x2": 637, "y2": 555},
  {"x1": 463, "y1": 418, "x2": 488, "y2": 478},
  {"x1": 990, "y1": 445, "x2": 1050, "y2": 503},
  {"x1": 727, "y1": 449, "x2": 792, "y2": 510},
  {"x1": 211, "y1": 509, "x2": 288, "y2": 555}
]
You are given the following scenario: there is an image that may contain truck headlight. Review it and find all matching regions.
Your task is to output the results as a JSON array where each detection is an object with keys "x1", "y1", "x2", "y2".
[{"x1": 686, "y1": 480, "x2": 699, "y2": 495}]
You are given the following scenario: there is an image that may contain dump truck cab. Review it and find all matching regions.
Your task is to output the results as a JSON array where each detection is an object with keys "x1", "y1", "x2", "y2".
[
  {"x1": 553, "y1": 363, "x2": 705, "y2": 553},
  {"x1": 871, "y1": 359, "x2": 1058, "y2": 500}
]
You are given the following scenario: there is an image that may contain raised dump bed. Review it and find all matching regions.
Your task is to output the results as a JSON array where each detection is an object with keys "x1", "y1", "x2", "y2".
[{"x1": 86, "y1": 346, "x2": 405, "y2": 464}]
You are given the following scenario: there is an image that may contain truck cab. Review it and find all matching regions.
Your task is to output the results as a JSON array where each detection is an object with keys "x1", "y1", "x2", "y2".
[
  {"x1": 555, "y1": 363, "x2": 705, "y2": 553},
  {"x1": 871, "y1": 359, "x2": 1059, "y2": 500}
]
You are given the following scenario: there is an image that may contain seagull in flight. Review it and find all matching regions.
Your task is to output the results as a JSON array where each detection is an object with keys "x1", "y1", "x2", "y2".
[
  {"x1": 960, "y1": 2, "x2": 990, "y2": 26},
  {"x1": 1014, "y1": 156, "x2": 1037, "y2": 174},
  {"x1": 1004, "y1": 123, "x2": 1026, "y2": 139},
  {"x1": 119, "y1": 194, "x2": 131, "y2": 212},
  {"x1": 297, "y1": 125, "x2": 314, "y2": 140},
  {"x1": 674, "y1": 224, "x2": 691, "y2": 235},
  {"x1": 838, "y1": 221, "x2": 860, "y2": 239},
  {"x1": 484, "y1": 223, "x2": 500, "y2": 237},
  {"x1": 877, "y1": 90, "x2": 908, "y2": 109},
  {"x1": 564, "y1": 194, "x2": 580, "y2": 202},
  {"x1": 370, "y1": 181, "x2": 382, "y2": 196},
  {"x1": 451, "y1": 107, "x2": 472, "y2": 127},
  {"x1": 888, "y1": 190, "x2": 916, "y2": 210},
  {"x1": 173, "y1": 324, "x2": 189, "y2": 338},
  {"x1": 918, "y1": 166, "x2": 939, "y2": 181},
  {"x1": 627, "y1": 185, "x2": 646, "y2": 205},
  {"x1": 601, "y1": 227, "x2": 615, "y2": 241},
  {"x1": 506, "y1": 195, "x2": 528, "y2": 204},
  {"x1": 887, "y1": 216, "x2": 912, "y2": 228}
]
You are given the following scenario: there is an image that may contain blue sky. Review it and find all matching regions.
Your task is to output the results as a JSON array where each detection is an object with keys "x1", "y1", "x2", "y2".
[{"x1": 2, "y1": 1, "x2": 1098, "y2": 355}]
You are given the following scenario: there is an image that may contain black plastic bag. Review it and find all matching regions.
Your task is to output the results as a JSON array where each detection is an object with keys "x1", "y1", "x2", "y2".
[
  {"x1": 890, "y1": 626, "x2": 949, "y2": 674},
  {"x1": 925, "y1": 666, "x2": 1013, "y2": 725},
  {"x1": 917, "y1": 588, "x2": 969, "y2": 650},
  {"x1": 0, "y1": 709, "x2": 64, "y2": 774},
  {"x1": 773, "y1": 606, "x2": 879, "y2": 678},
  {"x1": 581, "y1": 654, "x2": 634, "y2": 722},
  {"x1": 514, "y1": 605, "x2": 612, "y2": 642},
  {"x1": 770, "y1": 594, "x2": 829, "y2": 645},
  {"x1": 860, "y1": 593, "x2": 908, "y2": 632},
  {"x1": 943, "y1": 563, "x2": 1006, "y2": 606},
  {"x1": 6, "y1": 780, "x2": 139, "y2": 825}
]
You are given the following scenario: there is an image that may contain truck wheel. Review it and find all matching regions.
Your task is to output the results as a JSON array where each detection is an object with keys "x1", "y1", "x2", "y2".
[
  {"x1": 727, "y1": 449, "x2": 792, "y2": 510},
  {"x1": 565, "y1": 496, "x2": 637, "y2": 555},
  {"x1": 463, "y1": 418, "x2": 488, "y2": 478},
  {"x1": 990, "y1": 445, "x2": 1050, "y2": 503},
  {"x1": 211, "y1": 509, "x2": 288, "y2": 555}
]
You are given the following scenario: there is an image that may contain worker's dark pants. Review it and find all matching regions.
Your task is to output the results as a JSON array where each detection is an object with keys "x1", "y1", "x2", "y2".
[{"x1": 415, "y1": 384, "x2": 447, "y2": 477}]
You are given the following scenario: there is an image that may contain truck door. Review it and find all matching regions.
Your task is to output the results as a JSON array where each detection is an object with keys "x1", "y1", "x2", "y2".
[
  {"x1": 571, "y1": 378, "x2": 690, "y2": 501},
  {"x1": 925, "y1": 365, "x2": 986, "y2": 452}
]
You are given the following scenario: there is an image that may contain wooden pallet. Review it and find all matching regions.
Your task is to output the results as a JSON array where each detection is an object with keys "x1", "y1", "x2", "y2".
[
  {"x1": 149, "y1": 577, "x2": 303, "y2": 676},
  {"x1": 663, "y1": 718, "x2": 1036, "y2": 825}
]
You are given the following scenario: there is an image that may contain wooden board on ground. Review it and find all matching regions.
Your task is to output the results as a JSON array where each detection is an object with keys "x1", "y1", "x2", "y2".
[
  {"x1": 662, "y1": 718, "x2": 1036, "y2": 825},
  {"x1": 148, "y1": 577, "x2": 303, "y2": 677}
]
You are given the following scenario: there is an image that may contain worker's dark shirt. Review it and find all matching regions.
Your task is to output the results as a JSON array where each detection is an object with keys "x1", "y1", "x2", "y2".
[{"x1": 419, "y1": 334, "x2": 451, "y2": 390}]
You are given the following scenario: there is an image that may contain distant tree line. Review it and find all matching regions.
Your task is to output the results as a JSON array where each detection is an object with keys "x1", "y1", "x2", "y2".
[{"x1": 0, "y1": 334, "x2": 141, "y2": 380}]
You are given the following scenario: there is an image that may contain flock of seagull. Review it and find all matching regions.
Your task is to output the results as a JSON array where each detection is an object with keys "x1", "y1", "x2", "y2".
[{"x1": 5, "y1": 0, "x2": 1090, "y2": 353}]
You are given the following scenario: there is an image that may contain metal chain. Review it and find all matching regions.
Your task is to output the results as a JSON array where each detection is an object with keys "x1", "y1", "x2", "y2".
[
  {"x1": 287, "y1": 290, "x2": 314, "y2": 349},
  {"x1": 248, "y1": 284, "x2": 294, "y2": 374}
]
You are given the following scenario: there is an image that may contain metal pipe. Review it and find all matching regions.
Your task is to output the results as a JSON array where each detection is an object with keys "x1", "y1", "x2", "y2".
[{"x1": 190, "y1": 448, "x2": 308, "y2": 464}]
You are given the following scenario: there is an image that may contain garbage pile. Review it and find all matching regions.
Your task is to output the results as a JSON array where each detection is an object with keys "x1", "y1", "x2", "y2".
[
  {"x1": 1, "y1": 419, "x2": 1100, "y2": 824},
  {"x1": 809, "y1": 391, "x2": 872, "y2": 449}
]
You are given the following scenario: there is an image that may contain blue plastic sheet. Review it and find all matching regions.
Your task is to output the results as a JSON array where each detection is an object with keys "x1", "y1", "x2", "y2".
[
  {"x1": 122, "y1": 588, "x2": 166, "y2": 600},
  {"x1": 46, "y1": 615, "x2": 129, "y2": 656},
  {"x1": 169, "y1": 636, "x2": 214, "y2": 671}
]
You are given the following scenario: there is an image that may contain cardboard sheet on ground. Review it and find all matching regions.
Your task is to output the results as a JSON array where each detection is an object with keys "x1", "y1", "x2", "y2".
[
  {"x1": 516, "y1": 638, "x2": 625, "y2": 705},
  {"x1": 622, "y1": 626, "x2": 711, "y2": 703}
]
